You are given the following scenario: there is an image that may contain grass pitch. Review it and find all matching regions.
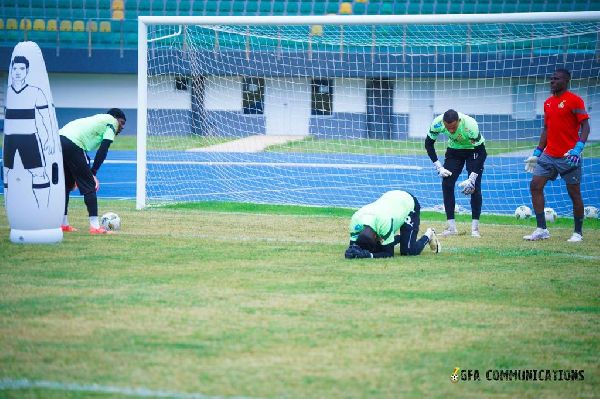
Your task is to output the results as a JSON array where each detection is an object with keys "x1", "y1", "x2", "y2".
[{"x1": 0, "y1": 200, "x2": 598, "y2": 398}]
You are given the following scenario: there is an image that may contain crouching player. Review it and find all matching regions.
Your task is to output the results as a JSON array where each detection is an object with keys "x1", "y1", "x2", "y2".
[{"x1": 344, "y1": 190, "x2": 440, "y2": 259}]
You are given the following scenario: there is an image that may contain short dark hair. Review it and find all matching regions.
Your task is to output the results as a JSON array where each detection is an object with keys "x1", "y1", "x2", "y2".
[
  {"x1": 555, "y1": 69, "x2": 571, "y2": 80},
  {"x1": 12, "y1": 55, "x2": 29, "y2": 69},
  {"x1": 356, "y1": 228, "x2": 376, "y2": 251},
  {"x1": 443, "y1": 109, "x2": 459, "y2": 124},
  {"x1": 107, "y1": 108, "x2": 126, "y2": 121}
]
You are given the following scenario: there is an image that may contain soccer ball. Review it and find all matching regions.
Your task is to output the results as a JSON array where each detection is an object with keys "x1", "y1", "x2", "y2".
[
  {"x1": 100, "y1": 212, "x2": 121, "y2": 230},
  {"x1": 514, "y1": 205, "x2": 532, "y2": 219},
  {"x1": 584, "y1": 206, "x2": 598, "y2": 219},
  {"x1": 544, "y1": 207, "x2": 557, "y2": 223}
]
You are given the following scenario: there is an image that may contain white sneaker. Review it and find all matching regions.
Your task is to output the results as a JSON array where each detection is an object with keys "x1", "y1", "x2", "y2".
[
  {"x1": 471, "y1": 229, "x2": 481, "y2": 238},
  {"x1": 567, "y1": 233, "x2": 583, "y2": 242},
  {"x1": 523, "y1": 228, "x2": 550, "y2": 241},
  {"x1": 425, "y1": 228, "x2": 441, "y2": 254},
  {"x1": 440, "y1": 227, "x2": 458, "y2": 236}
]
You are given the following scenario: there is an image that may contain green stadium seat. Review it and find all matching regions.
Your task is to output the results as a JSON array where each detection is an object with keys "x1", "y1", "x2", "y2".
[
  {"x1": 57, "y1": 0, "x2": 70, "y2": 8},
  {"x1": 178, "y1": 0, "x2": 191, "y2": 13},
  {"x1": 313, "y1": 2, "x2": 326, "y2": 13},
  {"x1": 98, "y1": 0, "x2": 112, "y2": 9},
  {"x1": 219, "y1": 1, "x2": 232, "y2": 14},
  {"x1": 573, "y1": 2, "x2": 589, "y2": 11},
  {"x1": 434, "y1": 2, "x2": 447, "y2": 13},
  {"x1": 165, "y1": 0, "x2": 177, "y2": 14},
  {"x1": 31, "y1": 8, "x2": 45, "y2": 17},
  {"x1": 353, "y1": 2, "x2": 366, "y2": 14},
  {"x1": 123, "y1": 19, "x2": 136, "y2": 31},
  {"x1": 407, "y1": 2, "x2": 420, "y2": 14},
  {"x1": 58, "y1": 8, "x2": 72, "y2": 18},
  {"x1": 151, "y1": 0, "x2": 164, "y2": 14},
  {"x1": 326, "y1": 2, "x2": 339, "y2": 14},
  {"x1": 516, "y1": 3, "x2": 531, "y2": 12},
  {"x1": 205, "y1": 1, "x2": 218, "y2": 13},
  {"x1": 366, "y1": 3, "x2": 379, "y2": 14},
  {"x1": 299, "y1": 2, "x2": 312, "y2": 14},
  {"x1": 99, "y1": 9, "x2": 112, "y2": 18},
  {"x1": 18, "y1": 0, "x2": 31, "y2": 8},
  {"x1": 420, "y1": 2, "x2": 434, "y2": 14},
  {"x1": 489, "y1": 2, "x2": 502, "y2": 13},
  {"x1": 259, "y1": 1, "x2": 272, "y2": 14},
  {"x1": 502, "y1": 2, "x2": 517, "y2": 12},
  {"x1": 530, "y1": 2, "x2": 545, "y2": 12},
  {"x1": 245, "y1": 1, "x2": 258, "y2": 13},
  {"x1": 124, "y1": 9, "x2": 137, "y2": 18},
  {"x1": 72, "y1": 9, "x2": 85, "y2": 19},
  {"x1": 591, "y1": 0, "x2": 600, "y2": 11},
  {"x1": 273, "y1": 2, "x2": 284, "y2": 13},
  {"x1": 232, "y1": 1, "x2": 245, "y2": 14},
  {"x1": 138, "y1": 0, "x2": 151, "y2": 11},
  {"x1": 192, "y1": 1, "x2": 204, "y2": 13},
  {"x1": 380, "y1": 3, "x2": 392, "y2": 14},
  {"x1": 462, "y1": 3, "x2": 476, "y2": 13}
]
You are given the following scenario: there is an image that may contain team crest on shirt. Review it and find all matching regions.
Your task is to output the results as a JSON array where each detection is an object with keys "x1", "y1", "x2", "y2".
[
  {"x1": 354, "y1": 224, "x2": 362, "y2": 231},
  {"x1": 559, "y1": 100, "x2": 566, "y2": 108},
  {"x1": 464, "y1": 127, "x2": 469, "y2": 132},
  {"x1": 434, "y1": 122, "x2": 442, "y2": 129}
]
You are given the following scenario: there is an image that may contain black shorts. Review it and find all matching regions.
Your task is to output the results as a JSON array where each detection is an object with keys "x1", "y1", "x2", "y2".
[
  {"x1": 61, "y1": 135, "x2": 96, "y2": 195},
  {"x1": 443, "y1": 147, "x2": 484, "y2": 183},
  {"x1": 3, "y1": 133, "x2": 45, "y2": 169}
]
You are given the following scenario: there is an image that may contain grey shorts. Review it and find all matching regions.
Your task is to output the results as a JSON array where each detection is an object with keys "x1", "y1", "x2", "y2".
[{"x1": 534, "y1": 152, "x2": 581, "y2": 184}]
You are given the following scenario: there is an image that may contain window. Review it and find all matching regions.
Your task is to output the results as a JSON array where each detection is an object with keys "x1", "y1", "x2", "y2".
[
  {"x1": 312, "y1": 79, "x2": 332, "y2": 115},
  {"x1": 243, "y1": 77, "x2": 264, "y2": 114},
  {"x1": 175, "y1": 76, "x2": 189, "y2": 91}
]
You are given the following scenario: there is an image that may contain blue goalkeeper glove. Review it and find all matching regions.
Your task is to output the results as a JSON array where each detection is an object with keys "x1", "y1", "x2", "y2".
[
  {"x1": 524, "y1": 147, "x2": 543, "y2": 174},
  {"x1": 564, "y1": 141, "x2": 585, "y2": 167},
  {"x1": 345, "y1": 244, "x2": 373, "y2": 259},
  {"x1": 458, "y1": 172, "x2": 478, "y2": 195}
]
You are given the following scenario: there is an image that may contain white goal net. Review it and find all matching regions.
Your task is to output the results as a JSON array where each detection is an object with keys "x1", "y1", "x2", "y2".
[{"x1": 137, "y1": 13, "x2": 600, "y2": 216}]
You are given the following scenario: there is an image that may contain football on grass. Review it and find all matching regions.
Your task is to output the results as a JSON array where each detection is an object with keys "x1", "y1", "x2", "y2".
[
  {"x1": 544, "y1": 207, "x2": 557, "y2": 223},
  {"x1": 100, "y1": 212, "x2": 121, "y2": 231},
  {"x1": 514, "y1": 205, "x2": 532, "y2": 219}
]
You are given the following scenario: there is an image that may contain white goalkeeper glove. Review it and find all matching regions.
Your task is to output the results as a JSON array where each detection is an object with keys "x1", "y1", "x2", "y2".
[
  {"x1": 433, "y1": 160, "x2": 452, "y2": 178},
  {"x1": 524, "y1": 147, "x2": 543, "y2": 174},
  {"x1": 458, "y1": 172, "x2": 478, "y2": 195}
]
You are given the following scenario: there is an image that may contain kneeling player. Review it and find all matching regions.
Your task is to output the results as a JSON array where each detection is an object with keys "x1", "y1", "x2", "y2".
[{"x1": 344, "y1": 190, "x2": 440, "y2": 259}]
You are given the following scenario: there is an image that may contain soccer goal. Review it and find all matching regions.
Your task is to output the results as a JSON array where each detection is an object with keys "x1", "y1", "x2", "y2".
[{"x1": 137, "y1": 12, "x2": 600, "y2": 215}]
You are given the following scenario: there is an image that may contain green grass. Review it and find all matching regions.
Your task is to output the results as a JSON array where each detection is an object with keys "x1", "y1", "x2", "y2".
[
  {"x1": 1, "y1": 199, "x2": 598, "y2": 398},
  {"x1": 264, "y1": 137, "x2": 600, "y2": 156}
]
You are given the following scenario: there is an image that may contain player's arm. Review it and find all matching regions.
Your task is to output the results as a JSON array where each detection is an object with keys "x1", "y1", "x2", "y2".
[
  {"x1": 36, "y1": 91, "x2": 55, "y2": 154},
  {"x1": 472, "y1": 142, "x2": 487, "y2": 173},
  {"x1": 524, "y1": 126, "x2": 547, "y2": 173},
  {"x1": 371, "y1": 242, "x2": 394, "y2": 258},
  {"x1": 91, "y1": 139, "x2": 113, "y2": 175},
  {"x1": 564, "y1": 119, "x2": 591, "y2": 166},
  {"x1": 425, "y1": 133, "x2": 452, "y2": 178}
]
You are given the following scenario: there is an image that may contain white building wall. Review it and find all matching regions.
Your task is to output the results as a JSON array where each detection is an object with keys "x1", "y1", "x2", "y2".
[
  {"x1": 434, "y1": 79, "x2": 513, "y2": 115},
  {"x1": 204, "y1": 76, "x2": 242, "y2": 111},
  {"x1": 333, "y1": 78, "x2": 366, "y2": 113},
  {"x1": 50, "y1": 73, "x2": 137, "y2": 108},
  {"x1": 147, "y1": 75, "x2": 191, "y2": 109}
]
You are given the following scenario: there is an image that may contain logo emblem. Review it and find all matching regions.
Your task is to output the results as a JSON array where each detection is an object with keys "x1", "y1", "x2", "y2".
[
  {"x1": 450, "y1": 367, "x2": 460, "y2": 383},
  {"x1": 559, "y1": 100, "x2": 565, "y2": 109}
]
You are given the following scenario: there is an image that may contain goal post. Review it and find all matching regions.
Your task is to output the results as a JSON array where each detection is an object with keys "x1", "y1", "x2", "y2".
[{"x1": 136, "y1": 12, "x2": 600, "y2": 215}]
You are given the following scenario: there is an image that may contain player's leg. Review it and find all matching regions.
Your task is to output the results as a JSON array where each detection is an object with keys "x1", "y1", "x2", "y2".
[
  {"x1": 398, "y1": 200, "x2": 433, "y2": 255},
  {"x1": 465, "y1": 155, "x2": 484, "y2": 237},
  {"x1": 561, "y1": 161, "x2": 584, "y2": 242},
  {"x1": 441, "y1": 148, "x2": 464, "y2": 235},
  {"x1": 60, "y1": 137, "x2": 112, "y2": 234},
  {"x1": 524, "y1": 154, "x2": 554, "y2": 240}
]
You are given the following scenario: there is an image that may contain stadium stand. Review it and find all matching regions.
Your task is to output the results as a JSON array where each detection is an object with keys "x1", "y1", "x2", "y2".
[{"x1": 0, "y1": 0, "x2": 598, "y2": 49}]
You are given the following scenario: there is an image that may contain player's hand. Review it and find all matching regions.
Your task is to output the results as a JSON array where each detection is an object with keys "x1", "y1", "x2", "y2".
[
  {"x1": 433, "y1": 160, "x2": 452, "y2": 178},
  {"x1": 94, "y1": 175, "x2": 100, "y2": 192},
  {"x1": 458, "y1": 172, "x2": 478, "y2": 195},
  {"x1": 564, "y1": 141, "x2": 585, "y2": 167},
  {"x1": 524, "y1": 147, "x2": 543, "y2": 174},
  {"x1": 345, "y1": 244, "x2": 373, "y2": 259}
]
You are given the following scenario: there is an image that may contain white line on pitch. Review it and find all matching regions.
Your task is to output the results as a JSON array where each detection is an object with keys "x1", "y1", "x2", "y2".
[
  {"x1": 0, "y1": 378, "x2": 261, "y2": 399},
  {"x1": 102, "y1": 160, "x2": 422, "y2": 170}
]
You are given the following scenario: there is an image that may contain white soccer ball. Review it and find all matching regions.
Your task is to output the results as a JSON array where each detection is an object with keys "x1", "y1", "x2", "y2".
[
  {"x1": 544, "y1": 207, "x2": 557, "y2": 223},
  {"x1": 100, "y1": 212, "x2": 121, "y2": 231},
  {"x1": 514, "y1": 205, "x2": 532, "y2": 220},
  {"x1": 584, "y1": 206, "x2": 598, "y2": 219}
]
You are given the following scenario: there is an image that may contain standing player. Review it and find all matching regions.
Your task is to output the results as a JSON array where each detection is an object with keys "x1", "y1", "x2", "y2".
[
  {"x1": 523, "y1": 69, "x2": 590, "y2": 242},
  {"x1": 60, "y1": 109, "x2": 126, "y2": 234},
  {"x1": 425, "y1": 109, "x2": 487, "y2": 237},
  {"x1": 344, "y1": 190, "x2": 440, "y2": 259},
  {"x1": 3, "y1": 55, "x2": 55, "y2": 208}
]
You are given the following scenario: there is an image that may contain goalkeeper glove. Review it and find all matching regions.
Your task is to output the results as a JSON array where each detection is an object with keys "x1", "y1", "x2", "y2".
[
  {"x1": 433, "y1": 160, "x2": 452, "y2": 178},
  {"x1": 458, "y1": 172, "x2": 478, "y2": 195},
  {"x1": 94, "y1": 175, "x2": 99, "y2": 192},
  {"x1": 524, "y1": 147, "x2": 543, "y2": 174},
  {"x1": 564, "y1": 140, "x2": 585, "y2": 167},
  {"x1": 344, "y1": 244, "x2": 373, "y2": 259}
]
